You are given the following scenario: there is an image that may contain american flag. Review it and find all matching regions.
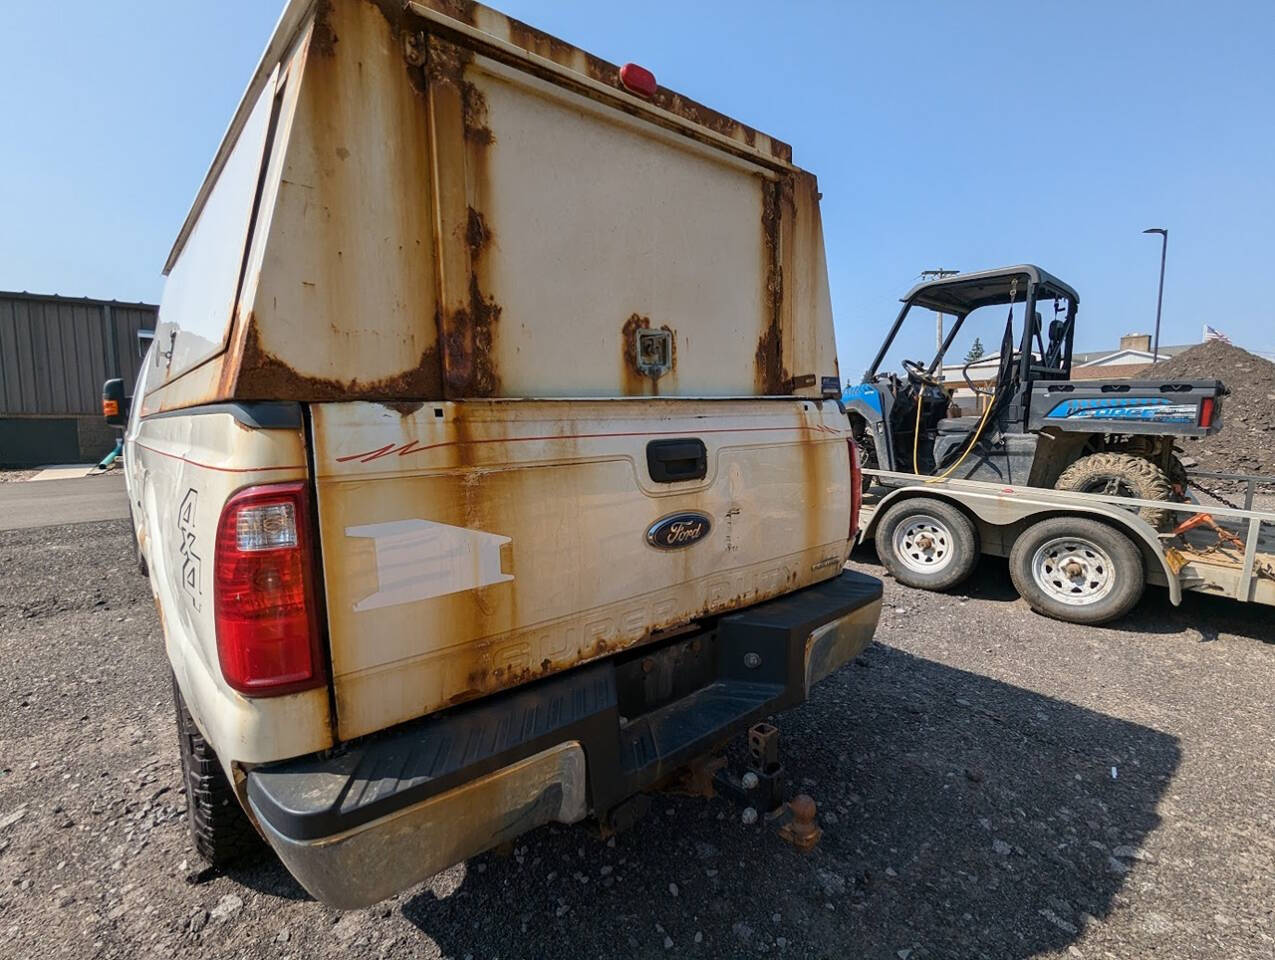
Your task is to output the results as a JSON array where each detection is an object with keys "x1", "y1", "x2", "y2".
[{"x1": 1203, "y1": 324, "x2": 1232, "y2": 344}]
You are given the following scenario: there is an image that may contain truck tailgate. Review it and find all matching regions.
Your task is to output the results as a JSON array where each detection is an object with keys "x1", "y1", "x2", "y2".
[{"x1": 310, "y1": 399, "x2": 852, "y2": 739}]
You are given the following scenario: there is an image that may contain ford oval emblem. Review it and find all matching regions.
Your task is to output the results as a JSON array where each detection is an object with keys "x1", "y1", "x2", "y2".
[{"x1": 646, "y1": 512, "x2": 712, "y2": 550}]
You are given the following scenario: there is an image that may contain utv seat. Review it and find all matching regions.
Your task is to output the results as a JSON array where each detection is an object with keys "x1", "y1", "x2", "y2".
[{"x1": 936, "y1": 416, "x2": 984, "y2": 435}]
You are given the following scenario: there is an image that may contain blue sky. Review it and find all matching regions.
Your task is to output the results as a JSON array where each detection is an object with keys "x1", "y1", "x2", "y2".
[{"x1": 2, "y1": 1, "x2": 1271, "y2": 379}]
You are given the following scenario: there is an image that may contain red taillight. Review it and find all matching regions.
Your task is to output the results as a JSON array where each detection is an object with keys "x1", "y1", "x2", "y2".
[
  {"x1": 848, "y1": 439, "x2": 862, "y2": 541},
  {"x1": 214, "y1": 482, "x2": 324, "y2": 697},
  {"x1": 1199, "y1": 396, "x2": 1215, "y2": 428},
  {"x1": 619, "y1": 62, "x2": 657, "y2": 98}
]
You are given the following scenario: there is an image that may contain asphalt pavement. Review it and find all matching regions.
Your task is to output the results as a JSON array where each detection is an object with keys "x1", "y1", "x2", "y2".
[{"x1": 0, "y1": 473, "x2": 128, "y2": 531}]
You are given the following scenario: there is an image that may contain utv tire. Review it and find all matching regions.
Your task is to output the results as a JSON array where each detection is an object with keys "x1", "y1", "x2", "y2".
[
  {"x1": 173, "y1": 677, "x2": 262, "y2": 867},
  {"x1": 1008, "y1": 517, "x2": 1144, "y2": 625},
  {"x1": 875, "y1": 497, "x2": 979, "y2": 591},
  {"x1": 1054, "y1": 452, "x2": 1173, "y2": 528}
]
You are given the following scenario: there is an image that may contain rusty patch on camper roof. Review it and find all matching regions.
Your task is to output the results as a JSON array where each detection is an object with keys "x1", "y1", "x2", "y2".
[
  {"x1": 313, "y1": 0, "x2": 339, "y2": 56},
  {"x1": 405, "y1": 0, "x2": 790, "y2": 163},
  {"x1": 234, "y1": 321, "x2": 444, "y2": 401},
  {"x1": 410, "y1": 0, "x2": 478, "y2": 26},
  {"x1": 505, "y1": 16, "x2": 579, "y2": 68},
  {"x1": 369, "y1": 0, "x2": 427, "y2": 33}
]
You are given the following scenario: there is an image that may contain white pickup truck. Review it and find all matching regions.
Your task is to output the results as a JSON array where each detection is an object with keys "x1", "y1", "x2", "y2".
[{"x1": 104, "y1": 0, "x2": 882, "y2": 908}]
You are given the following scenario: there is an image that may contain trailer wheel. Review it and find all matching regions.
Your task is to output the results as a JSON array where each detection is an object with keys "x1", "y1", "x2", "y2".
[
  {"x1": 875, "y1": 498, "x2": 979, "y2": 591},
  {"x1": 1009, "y1": 517, "x2": 1144, "y2": 625}
]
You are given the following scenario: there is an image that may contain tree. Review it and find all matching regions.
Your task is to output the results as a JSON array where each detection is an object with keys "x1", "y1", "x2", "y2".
[{"x1": 964, "y1": 337, "x2": 986, "y2": 363}]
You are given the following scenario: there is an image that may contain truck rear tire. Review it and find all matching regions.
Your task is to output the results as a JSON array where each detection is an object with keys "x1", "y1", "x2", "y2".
[
  {"x1": 173, "y1": 677, "x2": 262, "y2": 867},
  {"x1": 1008, "y1": 517, "x2": 1144, "y2": 625},
  {"x1": 875, "y1": 497, "x2": 979, "y2": 591},
  {"x1": 1054, "y1": 452, "x2": 1172, "y2": 527}
]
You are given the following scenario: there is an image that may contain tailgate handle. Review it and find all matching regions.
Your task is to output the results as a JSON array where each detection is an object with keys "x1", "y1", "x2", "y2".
[{"x1": 646, "y1": 438, "x2": 707, "y2": 483}]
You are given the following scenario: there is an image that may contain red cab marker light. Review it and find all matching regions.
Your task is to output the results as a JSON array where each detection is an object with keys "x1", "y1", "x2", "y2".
[
  {"x1": 620, "y1": 62, "x2": 657, "y2": 98},
  {"x1": 1199, "y1": 396, "x2": 1215, "y2": 428}
]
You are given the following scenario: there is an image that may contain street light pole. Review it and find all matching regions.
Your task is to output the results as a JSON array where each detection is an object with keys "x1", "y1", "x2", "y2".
[{"x1": 1143, "y1": 228, "x2": 1168, "y2": 362}]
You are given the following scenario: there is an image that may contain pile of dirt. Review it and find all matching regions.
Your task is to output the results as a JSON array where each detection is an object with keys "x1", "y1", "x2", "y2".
[{"x1": 1149, "y1": 340, "x2": 1275, "y2": 477}]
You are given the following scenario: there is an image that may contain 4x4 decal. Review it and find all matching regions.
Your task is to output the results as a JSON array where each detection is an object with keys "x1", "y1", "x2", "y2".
[{"x1": 178, "y1": 489, "x2": 202, "y2": 611}]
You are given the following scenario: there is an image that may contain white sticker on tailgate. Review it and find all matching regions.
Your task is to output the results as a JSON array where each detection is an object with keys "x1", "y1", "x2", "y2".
[{"x1": 345, "y1": 520, "x2": 513, "y2": 611}]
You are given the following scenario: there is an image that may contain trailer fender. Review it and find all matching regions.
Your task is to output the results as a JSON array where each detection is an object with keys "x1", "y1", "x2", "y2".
[{"x1": 863, "y1": 485, "x2": 1182, "y2": 606}]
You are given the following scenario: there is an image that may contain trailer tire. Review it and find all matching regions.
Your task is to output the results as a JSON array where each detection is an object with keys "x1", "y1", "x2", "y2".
[
  {"x1": 875, "y1": 498, "x2": 979, "y2": 591},
  {"x1": 172, "y1": 677, "x2": 262, "y2": 867},
  {"x1": 1009, "y1": 517, "x2": 1144, "y2": 625},
  {"x1": 1055, "y1": 452, "x2": 1173, "y2": 527}
]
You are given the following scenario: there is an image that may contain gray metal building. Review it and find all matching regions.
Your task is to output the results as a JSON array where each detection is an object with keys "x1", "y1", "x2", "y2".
[{"x1": 0, "y1": 291, "x2": 157, "y2": 466}]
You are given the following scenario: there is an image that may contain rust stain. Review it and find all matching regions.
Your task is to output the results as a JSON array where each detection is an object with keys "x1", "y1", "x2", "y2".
[
  {"x1": 505, "y1": 16, "x2": 578, "y2": 67},
  {"x1": 235, "y1": 320, "x2": 444, "y2": 401},
  {"x1": 439, "y1": 277, "x2": 502, "y2": 397},
  {"x1": 466, "y1": 206, "x2": 492, "y2": 252},
  {"x1": 660, "y1": 324, "x2": 678, "y2": 374},
  {"x1": 414, "y1": 0, "x2": 478, "y2": 26},
  {"x1": 385, "y1": 401, "x2": 425, "y2": 416},
  {"x1": 756, "y1": 180, "x2": 786, "y2": 394},
  {"x1": 754, "y1": 323, "x2": 783, "y2": 395},
  {"x1": 437, "y1": 207, "x2": 501, "y2": 397},
  {"x1": 461, "y1": 81, "x2": 494, "y2": 145},
  {"x1": 312, "y1": 0, "x2": 339, "y2": 56},
  {"x1": 621, "y1": 313, "x2": 651, "y2": 397},
  {"x1": 424, "y1": 32, "x2": 468, "y2": 88}
]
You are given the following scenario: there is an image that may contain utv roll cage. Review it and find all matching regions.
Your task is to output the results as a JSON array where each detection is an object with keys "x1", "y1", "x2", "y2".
[{"x1": 865, "y1": 265, "x2": 1081, "y2": 386}]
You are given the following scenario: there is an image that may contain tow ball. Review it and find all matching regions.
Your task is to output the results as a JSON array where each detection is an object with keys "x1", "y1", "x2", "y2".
[{"x1": 681, "y1": 722, "x2": 823, "y2": 852}]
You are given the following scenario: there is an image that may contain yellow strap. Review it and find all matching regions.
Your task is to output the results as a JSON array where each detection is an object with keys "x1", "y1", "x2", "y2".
[
  {"x1": 924, "y1": 389, "x2": 997, "y2": 484},
  {"x1": 912, "y1": 386, "x2": 926, "y2": 477}
]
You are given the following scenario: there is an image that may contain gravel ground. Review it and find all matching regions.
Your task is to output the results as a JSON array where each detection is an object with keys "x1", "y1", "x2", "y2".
[
  {"x1": 0, "y1": 470, "x2": 36, "y2": 484},
  {"x1": 1, "y1": 520, "x2": 1272, "y2": 960}
]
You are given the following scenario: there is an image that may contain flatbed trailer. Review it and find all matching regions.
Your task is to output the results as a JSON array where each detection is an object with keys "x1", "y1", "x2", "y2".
[{"x1": 857, "y1": 468, "x2": 1275, "y2": 623}]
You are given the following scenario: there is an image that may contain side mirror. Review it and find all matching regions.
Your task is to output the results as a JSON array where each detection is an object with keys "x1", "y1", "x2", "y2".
[{"x1": 102, "y1": 378, "x2": 130, "y2": 427}]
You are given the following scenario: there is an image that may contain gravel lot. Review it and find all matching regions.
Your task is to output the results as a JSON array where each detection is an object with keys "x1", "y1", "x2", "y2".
[{"x1": 1, "y1": 519, "x2": 1272, "y2": 959}]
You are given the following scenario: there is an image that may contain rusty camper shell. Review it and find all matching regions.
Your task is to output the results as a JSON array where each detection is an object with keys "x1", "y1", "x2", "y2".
[{"x1": 148, "y1": 0, "x2": 840, "y2": 413}]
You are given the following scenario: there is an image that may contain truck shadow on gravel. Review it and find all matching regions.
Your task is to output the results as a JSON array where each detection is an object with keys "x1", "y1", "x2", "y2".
[{"x1": 393, "y1": 645, "x2": 1180, "y2": 960}]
